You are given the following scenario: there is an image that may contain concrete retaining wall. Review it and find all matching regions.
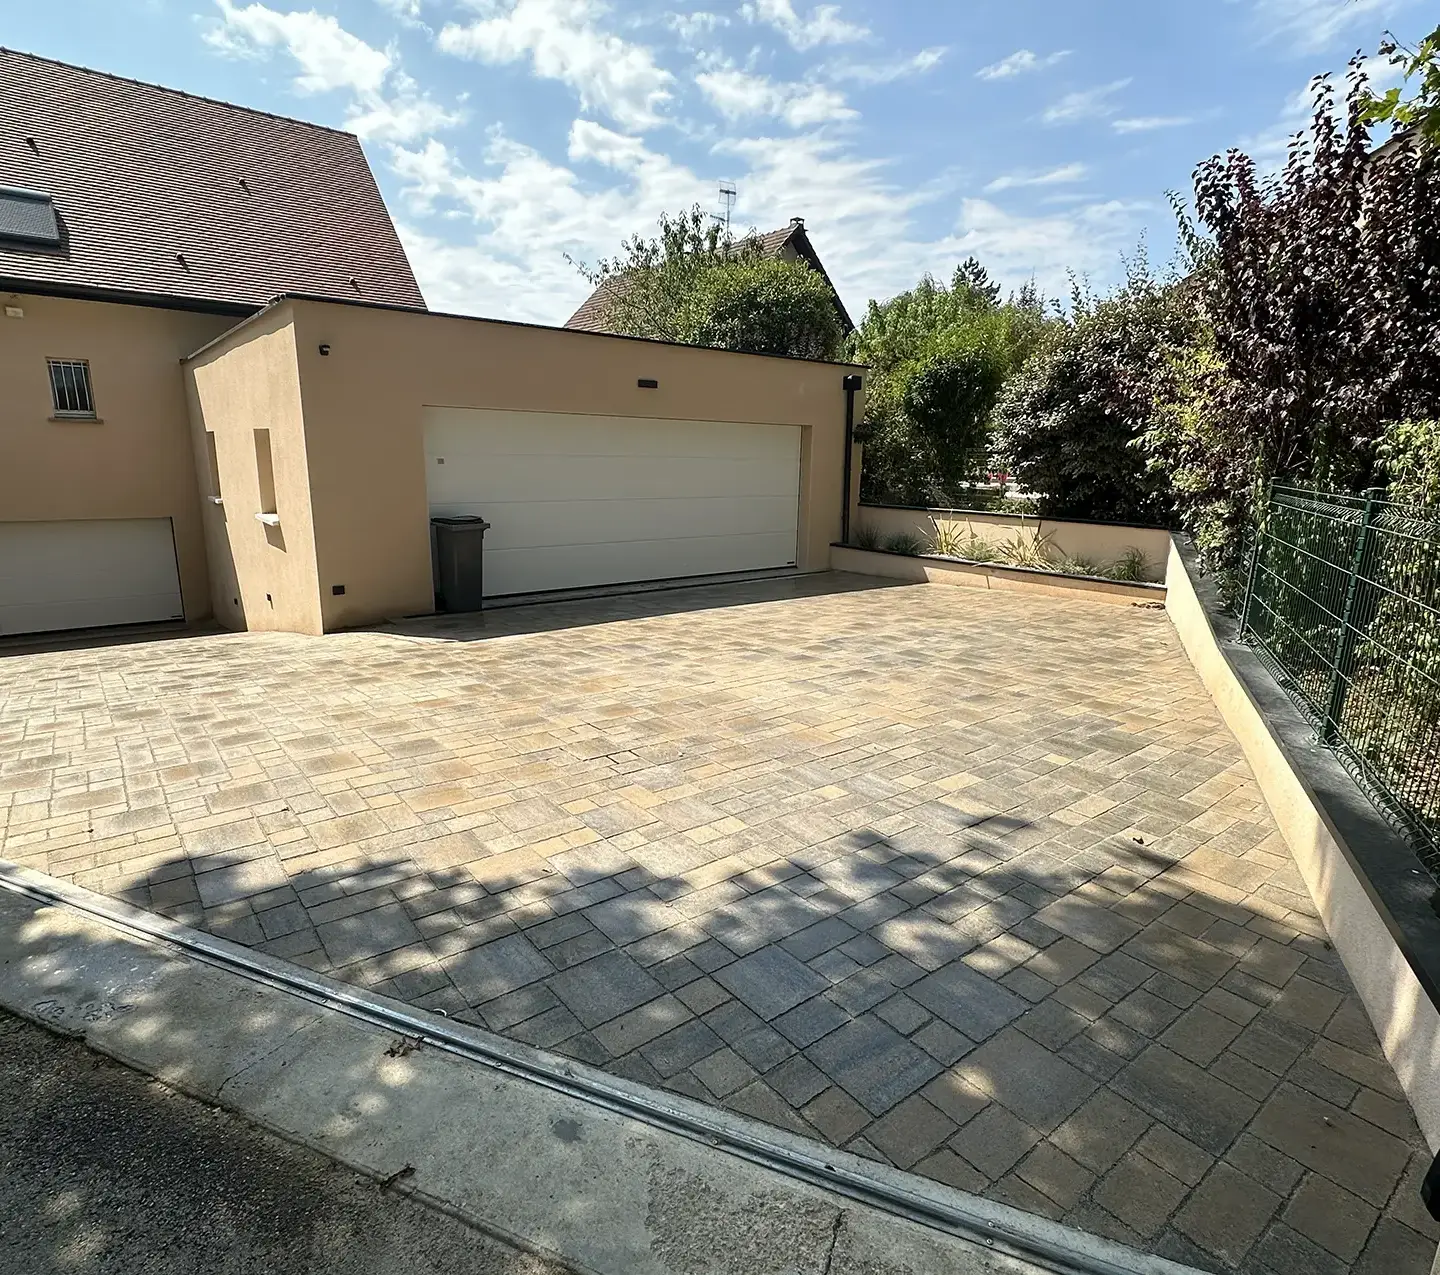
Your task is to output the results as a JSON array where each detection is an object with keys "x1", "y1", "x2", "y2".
[
  {"x1": 854, "y1": 505, "x2": 1171, "y2": 584},
  {"x1": 830, "y1": 544, "x2": 1167, "y2": 606},
  {"x1": 1164, "y1": 538, "x2": 1440, "y2": 1150}
]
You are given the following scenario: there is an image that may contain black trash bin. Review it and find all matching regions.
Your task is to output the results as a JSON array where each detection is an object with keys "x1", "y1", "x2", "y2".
[{"x1": 431, "y1": 515, "x2": 491, "y2": 613}]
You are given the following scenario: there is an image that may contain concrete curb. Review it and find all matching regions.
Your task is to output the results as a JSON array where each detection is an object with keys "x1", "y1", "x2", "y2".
[{"x1": 0, "y1": 861, "x2": 1206, "y2": 1275}]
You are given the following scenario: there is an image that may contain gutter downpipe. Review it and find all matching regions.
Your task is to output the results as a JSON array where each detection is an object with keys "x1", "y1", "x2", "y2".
[{"x1": 841, "y1": 373, "x2": 862, "y2": 546}]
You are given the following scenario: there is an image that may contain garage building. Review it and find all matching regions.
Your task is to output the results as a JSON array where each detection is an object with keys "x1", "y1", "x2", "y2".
[
  {"x1": 184, "y1": 297, "x2": 860, "y2": 635},
  {"x1": 0, "y1": 49, "x2": 862, "y2": 640}
]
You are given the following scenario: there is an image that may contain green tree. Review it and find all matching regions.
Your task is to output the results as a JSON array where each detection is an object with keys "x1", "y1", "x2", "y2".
[
  {"x1": 1147, "y1": 63, "x2": 1440, "y2": 593},
  {"x1": 992, "y1": 262, "x2": 1193, "y2": 526},
  {"x1": 1361, "y1": 22, "x2": 1440, "y2": 142},
  {"x1": 572, "y1": 206, "x2": 844, "y2": 361},
  {"x1": 1379, "y1": 420, "x2": 1440, "y2": 506},
  {"x1": 1142, "y1": 331, "x2": 1255, "y2": 595},
  {"x1": 851, "y1": 263, "x2": 1048, "y2": 505},
  {"x1": 680, "y1": 257, "x2": 844, "y2": 361}
]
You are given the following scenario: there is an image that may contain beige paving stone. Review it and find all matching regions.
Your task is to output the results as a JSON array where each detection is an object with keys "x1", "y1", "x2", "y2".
[
  {"x1": 1174, "y1": 1163, "x2": 1282, "y2": 1267},
  {"x1": 1015, "y1": 1141, "x2": 1095, "y2": 1211},
  {"x1": 4, "y1": 576, "x2": 1432, "y2": 1275},
  {"x1": 1250, "y1": 1083, "x2": 1412, "y2": 1208},
  {"x1": 1092, "y1": 1149, "x2": 1188, "y2": 1238},
  {"x1": 1284, "y1": 1174, "x2": 1379, "y2": 1262}
]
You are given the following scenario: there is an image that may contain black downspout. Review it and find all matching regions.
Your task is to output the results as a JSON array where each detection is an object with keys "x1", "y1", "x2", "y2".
[{"x1": 841, "y1": 374, "x2": 862, "y2": 546}]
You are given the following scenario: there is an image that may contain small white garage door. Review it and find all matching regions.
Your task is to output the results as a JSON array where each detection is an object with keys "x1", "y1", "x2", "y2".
[
  {"x1": 0, "y1": 519, "x2": 184, "y2": 636},
  {"x1": 424, "y1": 408, "x2": 802, "y2": 598}
]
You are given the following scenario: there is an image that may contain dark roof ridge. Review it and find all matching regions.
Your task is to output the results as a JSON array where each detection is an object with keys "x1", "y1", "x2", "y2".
[
  {"x1": 185, "y1": 290, "x2": 869, "y2": 370},
  {"x1": 0, "y1": 46, "x2": 357, "y2": 139}
]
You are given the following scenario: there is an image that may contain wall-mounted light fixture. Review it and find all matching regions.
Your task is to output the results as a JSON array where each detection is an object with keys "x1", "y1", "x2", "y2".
[
  {"x1": 638, "y1": 378, "x2": 658, "y2": 389},
  {"x1": 318, "y1": 344, "x2": 331, "y2": 356}
]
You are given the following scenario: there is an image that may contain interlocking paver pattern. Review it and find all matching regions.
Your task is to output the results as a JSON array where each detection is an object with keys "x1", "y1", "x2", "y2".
[{"x1": 1, "y1": 573, "x2": 1435, "y2": 1274}]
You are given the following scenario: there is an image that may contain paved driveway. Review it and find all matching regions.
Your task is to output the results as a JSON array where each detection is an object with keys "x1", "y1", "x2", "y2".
[{"x1": 2, "y1": 574, "x2": 1435, "y2": 1274}]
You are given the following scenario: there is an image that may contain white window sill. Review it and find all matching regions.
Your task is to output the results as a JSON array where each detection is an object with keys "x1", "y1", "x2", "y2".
[
  {"x1": 49, "y1": 415, "x2": 103, "y2": 423},
  {"x1": 255, "y1": 512, "x2": 281, "y2": 526}
]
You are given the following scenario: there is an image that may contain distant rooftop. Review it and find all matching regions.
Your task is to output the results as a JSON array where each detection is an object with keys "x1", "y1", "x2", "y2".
[
  {"x1": 565, "y1": 216, "x2": 853, "y2": 336},
  {"x1": 0, "y1": 47, "x2": 426, "y2": 311}
]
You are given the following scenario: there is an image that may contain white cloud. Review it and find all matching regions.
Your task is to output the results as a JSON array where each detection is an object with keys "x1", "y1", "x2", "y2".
[
  {"x1": 976, "y1": 49, "x2": 1070, "y2": 81},
  {"x1": 390, "y1": 113, "x2": 1145, "y2": 325},
  {"x1": 983, "y1": 162, "x2": 1088, "y2": 193},
  {"x1": 1245, "y1": 0, "x2": 1405, "y2": 54},
  {"x1": 942, "y1": 198, "x2": 1149, "y2": 297},
  {"x1": 438, "y1": 0, "x2": 673, "y2": 131},
  {"x1": 374, "y1": 0, "x2": 424, "y2": 22},
  {"x1": 665, "y1": 10, "x2": 728, "y2": 44},
  {"x1": 713, "y1": 132, "x2": 947, "y2": 305},
  {"x1": 399, "y1": 223, "x2": 574, "y2": 319},
  {"x1": 826, "y1": 48, "x2": 947, "y2": 85},
  {"x1": 1042, "y1": 79, "x2": 1132, "y2": 124},
  {"x1": 389, "y1": 104, "x2": 1139, "y2": 327},
  {"x1": 206, "y1": 1, "x2": 461, "y2": 141},
  {"x1": 346, "y1": 72, "x2": 465, "y2": 142},
  {"x1": 204, "y1": 0, "x2": 1147, "y2": 326},
  {"x1": 207, "y1": 0, "x2": 392, "y2": 96},
  {"x1": 1112, "y1": 115, "x2": 1195, "y2": 133},
  {"x1": 387, "y1": 123, "x2": 708, "y2": 321},
  {"x1": 741, "y1": 0, "x2": 868, "y2": 51},
  {"x1": 697, "y1": 67, "x2": 857, "y2": 127}
]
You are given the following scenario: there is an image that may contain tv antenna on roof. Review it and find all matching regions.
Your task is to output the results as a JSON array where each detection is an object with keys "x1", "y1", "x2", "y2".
[{"x1": 714, "y1": 180, "x2": 737, "y2": 238}]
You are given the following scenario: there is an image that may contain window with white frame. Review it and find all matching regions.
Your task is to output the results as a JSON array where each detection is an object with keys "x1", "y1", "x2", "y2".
[{"x1": 48, "y1": 358, "x2": 96, "y2": 418}]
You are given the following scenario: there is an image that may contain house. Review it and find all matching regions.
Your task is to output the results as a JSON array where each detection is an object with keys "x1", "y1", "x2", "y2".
[
  {"x1": 564, "y1": 217, "x2": 855, "y2": 336},
  {"x1": 2, "y1": 50, "x2": 862, "y2": 639}
]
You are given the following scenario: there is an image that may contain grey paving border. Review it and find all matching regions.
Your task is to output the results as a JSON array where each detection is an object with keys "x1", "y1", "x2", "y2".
[{"x1": 0, "y1": 857, "x2": 1206, "y2": 1275}]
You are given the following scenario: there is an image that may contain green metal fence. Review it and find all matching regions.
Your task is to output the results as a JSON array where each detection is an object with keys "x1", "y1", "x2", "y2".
[{"x1": 1240, "y1": 483, "x2": 1440, "y2": 874}]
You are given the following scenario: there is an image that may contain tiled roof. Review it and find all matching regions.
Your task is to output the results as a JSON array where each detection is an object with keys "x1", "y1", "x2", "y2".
[
  {"x1": 0, "y1": 48, "x2": 426, "y2": 311},
  {"x1": 564, "y1": 219, "x2": 852, "y2": 334},
  {"x1": 563, "y1": 275, "x2": 632, "y2": 333}
]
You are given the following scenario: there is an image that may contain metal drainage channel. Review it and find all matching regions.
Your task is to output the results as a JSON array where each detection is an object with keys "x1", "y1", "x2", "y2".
[{"x1": 0, "y1": 866, "x2": 1168, "y2": 1275}]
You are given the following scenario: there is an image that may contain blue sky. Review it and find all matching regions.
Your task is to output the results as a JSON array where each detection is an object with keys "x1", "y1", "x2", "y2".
[{"x1": 3, "y1": 0, "x2": 1421, "y2": 324}]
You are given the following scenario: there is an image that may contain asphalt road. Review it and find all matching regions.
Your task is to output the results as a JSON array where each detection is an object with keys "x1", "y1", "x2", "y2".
[{"x1": 0, "y1": 1009, "x2": 572, "y2": 1274}]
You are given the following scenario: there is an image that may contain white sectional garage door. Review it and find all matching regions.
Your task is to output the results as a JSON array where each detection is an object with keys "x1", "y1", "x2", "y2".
[
  {"x1": 0, "y1": 519, "x2": 184, "y2": 636},
  {"x1": 423, "y1": 408, "x2": 802, "y2": 598}
]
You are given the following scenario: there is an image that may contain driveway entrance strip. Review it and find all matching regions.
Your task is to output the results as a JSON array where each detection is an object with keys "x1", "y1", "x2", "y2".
[{"x1": 2, "y1": 574, "x2": 1435, "y2": 1274}]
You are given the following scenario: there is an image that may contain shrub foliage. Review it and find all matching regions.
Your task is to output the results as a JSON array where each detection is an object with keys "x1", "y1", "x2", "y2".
[
  {"x1": 1144, "y1": 67, "x2": 1440, "y2": 588},
  {"x1": 851, "y1": 262, "x2": 1047, "y2": 505},
  {"x1": 575, "y1": 206, "x2": 845, "y2": 362},
  {"x1": 991, "y1": 264, "x2": 1192, "y2": 526}
]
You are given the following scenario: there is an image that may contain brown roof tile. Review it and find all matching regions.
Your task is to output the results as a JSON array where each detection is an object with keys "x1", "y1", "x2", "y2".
[
  {"x1": 0, "y1": 48, "x2": 425, "y2": 311},
  {"x1": 564, "y1": 275, "x2": 631, "y2": 333}
]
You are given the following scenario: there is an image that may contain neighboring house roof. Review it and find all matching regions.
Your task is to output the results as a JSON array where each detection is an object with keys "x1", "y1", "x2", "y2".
[
  {"x1": 1369, "y1": 126, "x2": 1425, "y2": 170},
  {"x1": 564, "y1": 217, "x2": 854, "y2": 336},
  {"x1": 565, "y1": 274, "x2": 632, "y2": 333},
  {"x1": 0, "y1": 48, "x2": 426, "y2": 312}
]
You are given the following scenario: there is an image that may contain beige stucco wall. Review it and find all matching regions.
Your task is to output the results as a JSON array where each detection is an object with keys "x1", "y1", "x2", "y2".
[
  {"x1": 184, "y1": 307, "x2": 325, "y2": 635},
  {"x1": 1165, "y1": 539, "x2": 1440, "y2": 1150},
  {"x1": 854, "y1": 505, "x2": 1172, "y2": 583},
  {"x1": 0, "y1": 291, "x2": 232, "y2": 623},
  {"x1": 187, "y1": 298, "x2": 861, "y2": 633}
]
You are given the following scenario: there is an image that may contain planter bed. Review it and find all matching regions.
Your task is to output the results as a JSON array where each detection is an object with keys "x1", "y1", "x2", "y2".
[{"x1": 830, "y1": 543, "x2": 1167, "y2": 605}]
